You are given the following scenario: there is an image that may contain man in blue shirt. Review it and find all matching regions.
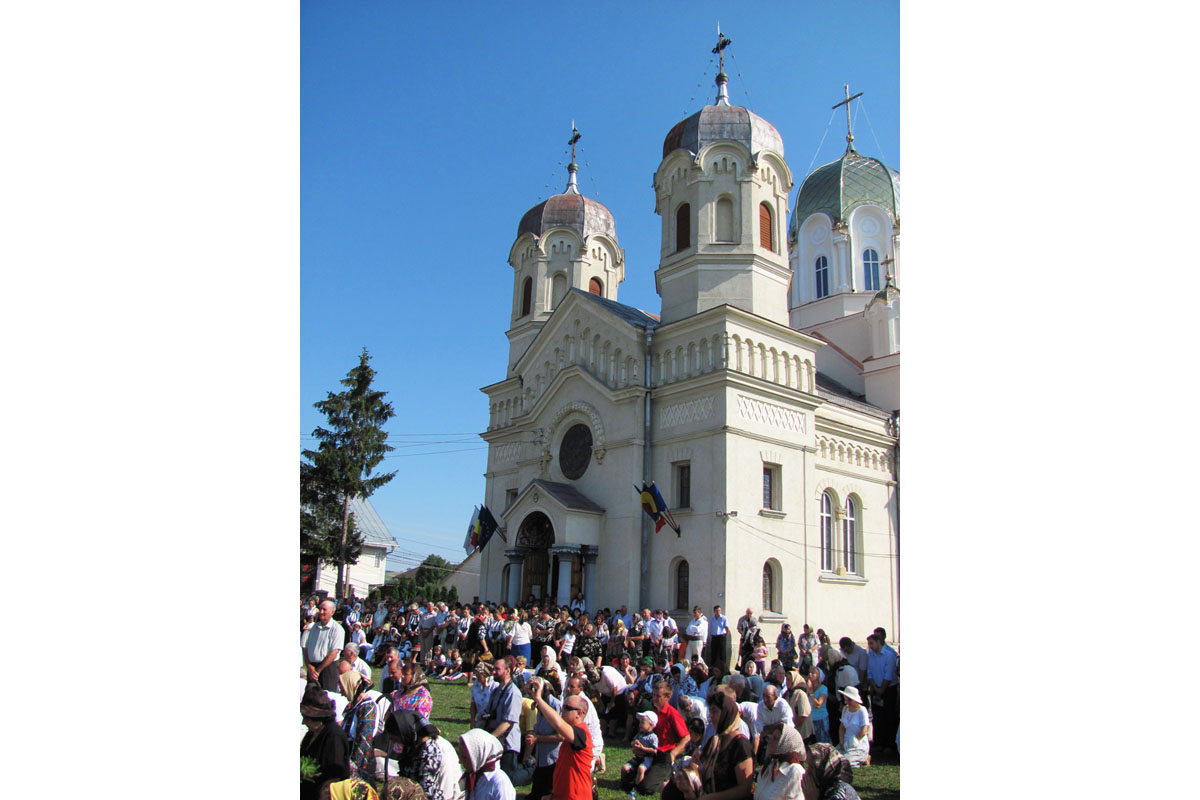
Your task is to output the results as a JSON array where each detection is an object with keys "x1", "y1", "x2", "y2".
[{"x1": 866, "y1": 632, "x2": 899, "y2": 755}]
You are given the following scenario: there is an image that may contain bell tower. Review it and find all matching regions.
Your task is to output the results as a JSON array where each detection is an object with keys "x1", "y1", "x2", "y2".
[{"x1": 653, "y1": 33, "x2": 792, "y2": 326}]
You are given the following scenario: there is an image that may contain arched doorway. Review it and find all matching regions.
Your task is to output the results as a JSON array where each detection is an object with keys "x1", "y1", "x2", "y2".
[{"x1": 516, "y1": 512, "x2": 554, "y2": 602}]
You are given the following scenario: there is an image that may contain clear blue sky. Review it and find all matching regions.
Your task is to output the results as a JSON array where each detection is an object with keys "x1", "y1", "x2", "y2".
[{"x1": 301, "y1": 1, "x2": 899, "y2": 572}]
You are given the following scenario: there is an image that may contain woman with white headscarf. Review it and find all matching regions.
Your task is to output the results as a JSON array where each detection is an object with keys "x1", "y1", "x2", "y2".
[
  {"x1": 457, "y1": 729, "x2": 515, "y2": 800},
  {"x1": 754, "y1": 726, "x2": 810, "y2": 800}
]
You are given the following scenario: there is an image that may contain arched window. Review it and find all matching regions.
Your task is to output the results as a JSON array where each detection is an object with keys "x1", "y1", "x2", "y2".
[
  {"x1": 762, "y1": 561, "x2": 779, "y2": 612},
  {"x1": 815, "y1": 256, "x2": 829, "y2": 299},
  {"x1": 863, "y1": 248, "x2": 880, "y2": 292},
  {"x1": 520, "y1": 277, "x2": 533, "y2": 317},
  {"x1": 715, "y1": 196, "x2": 735, "y2": 242},
  {"x1": 820, "y1": 491, "x2": 835, "y2": 571},
  {"x1": 588, "y1": 277, "x2": 603, "y2": 295},
  {"x1": 675, "y1": 559, "x2": 689, "y2": 610},
  {"x1": 842, "y1": 497, "x2": 859, "y2": 574},
  {"x1": 675, "y1": 204, "x2": 691, "y2": 253},
  {"x1": 759, "y1": 203, "x2": 774, "y2": 252}
]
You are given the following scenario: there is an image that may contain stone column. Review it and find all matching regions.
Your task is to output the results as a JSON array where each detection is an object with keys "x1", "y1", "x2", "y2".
[
  {"x1": 505, "y1": 549, "x2": 525, "y2": 608},
  {"x1": 582, "y1": 546, "x2": 599, "y2": 612},
  {"x1": 549, "y1": 544, "x2": 580, "y2": 607}
]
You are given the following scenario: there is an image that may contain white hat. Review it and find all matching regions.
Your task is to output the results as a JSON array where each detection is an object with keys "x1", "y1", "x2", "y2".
[
  {"x1": 637, "y1": 710, "x2": 658, "y2": 727},
  {"x1": 838, "y1": 686, "x2": 864, "y2": 704}
]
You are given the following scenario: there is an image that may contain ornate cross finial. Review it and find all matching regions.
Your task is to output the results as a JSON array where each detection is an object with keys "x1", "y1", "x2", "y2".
[
  {"x1": 568, "y1": 123, "x2": 581, "y2": 163},
  {"x1": 712, "y1": 24, "x2": 732, "y2": 73},
  {"x1": 881, "y1": 255, "x2": 895, "y2": 283},
  {"x1": 832, "y1": 83, "x2": 864, "y2": 151}
]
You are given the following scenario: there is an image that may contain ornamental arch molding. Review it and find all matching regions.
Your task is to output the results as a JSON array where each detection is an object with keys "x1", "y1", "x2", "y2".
[{"x1": 547, "y1": 400, "x2": 607, "y2": 464}]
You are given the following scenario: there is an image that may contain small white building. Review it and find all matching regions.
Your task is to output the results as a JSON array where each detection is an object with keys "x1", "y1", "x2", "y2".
[
  {"x1": 315, "y1": 495, "x2": 398, "y2": 599},
  {"x1": 437, "y1": 550, "x2": 482, "y2": 604}
]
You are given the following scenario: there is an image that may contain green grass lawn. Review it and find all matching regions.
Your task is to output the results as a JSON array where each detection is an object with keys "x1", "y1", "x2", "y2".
[{"x1": 381, "y1": 672, "x2": 898, "y2": 800}]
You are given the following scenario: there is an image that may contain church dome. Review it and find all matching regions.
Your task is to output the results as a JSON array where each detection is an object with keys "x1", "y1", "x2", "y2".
[
  {"x1": 791, "y1": 148, "x2": 899, "y2": 232},
  {"x1": 662, "y1": 103, "x2": 784, "y2": 160},
  {"x1": 517, "y1": 189, "x2": 617, "y2": 242}
]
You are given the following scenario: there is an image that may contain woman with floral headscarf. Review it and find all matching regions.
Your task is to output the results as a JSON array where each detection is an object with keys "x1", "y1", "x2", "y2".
[
  {"x1": 754, "y1": 726, "x2": 812, "y2": 800},
  {"x1": 665, "y1": 693, "x2": 753, "y2": 800},
  {"x1": 339, "y1": 670, "x2": 379, "y2": 784},
  {"x1": 457, "y1": 728, "x2": 516, "y2": 800},
  {"x1": 391, "y1": 663, "x2": 434, "y2": 720},
  {"x1": 803, "y1": 743, "x2": 858, "y2": 800}
]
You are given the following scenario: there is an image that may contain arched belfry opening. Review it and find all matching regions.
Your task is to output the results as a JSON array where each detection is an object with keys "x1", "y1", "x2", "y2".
[{"x1": 516, "y1": 512, "x2": 554, "y2": 601}]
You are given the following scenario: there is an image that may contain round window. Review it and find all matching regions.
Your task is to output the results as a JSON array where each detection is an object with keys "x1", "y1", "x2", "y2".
[{"x1": 558, "y1": 424, "x2": 593, "y2": 480}]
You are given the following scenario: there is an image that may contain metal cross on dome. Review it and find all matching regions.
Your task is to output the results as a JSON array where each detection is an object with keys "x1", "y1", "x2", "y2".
[
  {"x1": 568, "y1": 122, "x2": 581, "y2": 162},
  {"x1": 832, "y1": 84, "x2": 865, "y2": 150},
  {"x1": 712, "y1": 23, "x2": 732, "y2": 73}
]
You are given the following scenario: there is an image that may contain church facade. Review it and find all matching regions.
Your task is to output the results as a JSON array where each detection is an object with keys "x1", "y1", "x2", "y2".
[{"x1": 476, "y1": 65, "x2": 900, "y2": 643}]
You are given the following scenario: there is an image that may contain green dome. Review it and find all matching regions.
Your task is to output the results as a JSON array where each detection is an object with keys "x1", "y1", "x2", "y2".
[{"x1": 790, "y1": 148, "x2": 899, "y2": 236}]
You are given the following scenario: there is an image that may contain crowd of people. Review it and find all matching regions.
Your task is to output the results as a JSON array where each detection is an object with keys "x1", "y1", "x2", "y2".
[{"x1": 300, "y1": 594, "x2": 899, "y2": 800}]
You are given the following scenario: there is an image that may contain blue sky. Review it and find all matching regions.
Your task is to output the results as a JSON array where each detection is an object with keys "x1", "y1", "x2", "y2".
[{"x1": 301, "y1": 1, "x2": 899, "y2": 571}]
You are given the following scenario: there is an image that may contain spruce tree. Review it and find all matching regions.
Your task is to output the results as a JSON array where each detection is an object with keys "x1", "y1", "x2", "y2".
[{"x1": 301, "y1": 348, "x2": 396, "y2": 599}]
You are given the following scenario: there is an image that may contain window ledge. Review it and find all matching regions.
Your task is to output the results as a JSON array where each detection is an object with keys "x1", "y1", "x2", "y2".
[
  {"x1": 674, "y1": 507, "x2": 693, "y2": 515},
  {"x1": 818, "y1": 571, "x2": 868, "y2": 586},
  {"x1": 758, "y1": 612, "x2": 788, "y2": 623},
  {"x1": 759, "y1": 509, "x2": 786, "y2": 519}
]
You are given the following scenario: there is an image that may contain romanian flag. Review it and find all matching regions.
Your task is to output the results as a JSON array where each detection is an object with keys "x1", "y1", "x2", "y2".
[
  {"x1": 636, "y1": 481, "x2": 681, "y2": 537},
  {"x1": 464, "y1": 506, "x2": 479, "y2": 555}
]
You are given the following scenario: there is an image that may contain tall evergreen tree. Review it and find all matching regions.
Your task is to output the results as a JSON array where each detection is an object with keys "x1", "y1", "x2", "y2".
[{"x1": 301, "y1": 348, "x2": 396, "y2": 599}]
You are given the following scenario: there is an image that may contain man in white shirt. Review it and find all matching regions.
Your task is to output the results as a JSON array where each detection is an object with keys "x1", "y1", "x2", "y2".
[
  {"x1": 755, "y1": 684, "x2": 794, "y2": 747},
  {"x1": 646, "y1": 610, "x2": 665, "y2": 661},
  {"x1": 591, "y1": 664, "x2": 630, "y2": 738},
  {"x1": 302, "y1": 599, "x2": 345, "y2": 691},
  {"x1": 683, "y1": 606, "x2": 708, "y2": 665}
]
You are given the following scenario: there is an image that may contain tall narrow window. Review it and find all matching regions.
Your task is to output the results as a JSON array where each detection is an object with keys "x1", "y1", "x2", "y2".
[
  {"x1": 676, "y1": 560, "x2": 690, "y2": 610},
  {"x1": 588, "y1": 277, "x2": 603, "y2": 295},
  {"x1": 759, "y1": 203, "x2": 774, "y2": 252},
  {"x1": 762, "y1": 464, "x2": 781, "y2": 510},
  {"x1": 520, "y1": 277, "x2": 533, "y2": 316},
  {"x1": 814, "y1": 256, "x2": 829, "y2": 299},
  {"x1": 676, "y1": 462, "x2": 691, "y2": 508},
  {"x1": 715, "y1": 197, "x2": 735, "y2": 242},
  {"x1": 843, "y1": 497, "x2": 859, "y2": 574},
  {"x1": 820, "y1": 491, "x2": 835, "y2": 570},
  {"x1": 863, "y1": 248, "x2": 880, "y2": 292},
  {"x1": 675, "y1": 204, "x2": 691, "y2": 252},
  {"x1": 762, "y1": 562, "x2": 777, "y2": 612}
]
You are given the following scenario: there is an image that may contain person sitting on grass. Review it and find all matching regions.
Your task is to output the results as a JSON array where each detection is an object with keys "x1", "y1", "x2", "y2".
[
  {"x1": 836, "y1": 687, "x2": 870, "y2": 768},
  {"x1": 803, "y1": 743, "x2": 858, "y2": 799},
  {"x1": 622, "y1": 710, "x2": 659, "y2": 790}
]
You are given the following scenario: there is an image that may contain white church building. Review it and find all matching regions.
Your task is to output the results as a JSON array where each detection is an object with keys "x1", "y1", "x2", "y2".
[{"x1": 475, "y1": 59, "x2": 900, "y2": 642}]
